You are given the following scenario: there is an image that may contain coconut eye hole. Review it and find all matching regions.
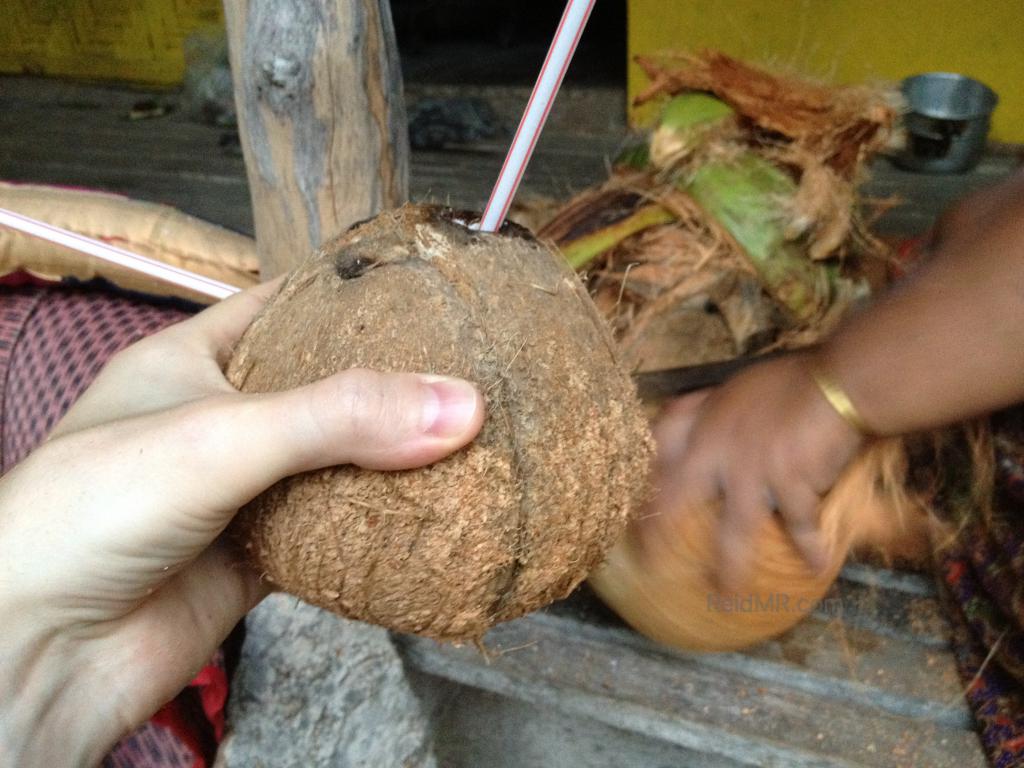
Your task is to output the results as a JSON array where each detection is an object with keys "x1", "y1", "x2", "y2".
[{"x1": 334, "y1": 254, "x2": 377, "y2": 280}]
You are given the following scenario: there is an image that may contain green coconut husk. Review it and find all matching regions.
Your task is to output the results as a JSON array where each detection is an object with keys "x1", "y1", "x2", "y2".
[
  {"x1": 683, "y1": 153, "x2": 829, "y2": 324},
  {"x1": 536, "y1": 51, "x2": 897, "y2": 366},
  {"x1": 562, "y1": 204, "x2": 675, "y2": 270},
  {"x1": 558, "y1": 95, "x2": 738, "y2": 272},
  {"x1": 614, "y1": 141, "x2": 651, "y2": 171},
  {"x1": 650, "y1": 92, "x2": 736, "y2": 170}
]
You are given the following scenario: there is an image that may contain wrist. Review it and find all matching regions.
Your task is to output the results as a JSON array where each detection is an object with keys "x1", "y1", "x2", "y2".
[
  {"x1": 1, "y1": 626, "x2": 125, "y2": 767},
  {"x1": 787, "y1": 352, "x2": 868, "y2": 467},
  {"x1": 808, "y1": 362, "x2": 873, "y2": 437},
  {"x1": 809, "y1": 346, "x2": 883, "y2": 437}
]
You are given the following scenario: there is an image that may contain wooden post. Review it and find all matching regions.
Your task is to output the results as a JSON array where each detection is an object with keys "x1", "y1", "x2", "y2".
[
  {"x1": 223, "y1": 0, "x2": 409, "y2": 278},
  {"x1": 218, "y1": 6, "x2": 426, "y2": 763}
]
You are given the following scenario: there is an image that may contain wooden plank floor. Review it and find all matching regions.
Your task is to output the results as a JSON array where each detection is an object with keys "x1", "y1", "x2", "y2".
[
  {"x1": 402, "y1": 564, "x2": 983, "y2": 768},
  {"x1": 3, "y1": 75, "x2": 1018, "y2": 767},
  {"x1": 0, "y1": 77, "x2": 625, "y2": 235},
  {"x1": 2, "y1": 76, "x2": 1016, "y2": 237}
]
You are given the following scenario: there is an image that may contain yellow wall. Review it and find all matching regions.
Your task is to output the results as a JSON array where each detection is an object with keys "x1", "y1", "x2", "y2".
[
  {"x1": 628, "y1": 0, "x2": 1024, "y2": 142},
  {"x1": 0, "y1": 0, "x2": 223, "y2": 86}
]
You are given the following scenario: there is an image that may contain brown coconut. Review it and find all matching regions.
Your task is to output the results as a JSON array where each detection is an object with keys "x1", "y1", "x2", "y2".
[{"x1": 225, "y1": 204, "x2": 652, "y2": 642}]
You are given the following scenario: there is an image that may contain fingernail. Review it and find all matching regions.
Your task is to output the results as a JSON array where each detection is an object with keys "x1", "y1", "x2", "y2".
[{"x1": 419, "y1": 376, "x2": 481, "y2": 438}]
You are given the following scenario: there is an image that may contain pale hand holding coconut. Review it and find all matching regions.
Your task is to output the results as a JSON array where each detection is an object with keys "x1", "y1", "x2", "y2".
[
  {"x1": 0, "y1": 280, "x2": 485, "y2": 768},
  {"x1": 648, "y1": 169, "x2": 1024, "y2": 590}
]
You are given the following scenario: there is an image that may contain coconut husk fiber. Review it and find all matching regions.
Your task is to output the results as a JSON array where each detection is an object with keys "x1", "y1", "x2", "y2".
[
  {"x1": 539, "y1": 51, "x2": 901, "y2": 374},
  {"x1": 225, "y1": 204, "x2": 653, "y2": 642},
  {"x1": 633, "y1": 50, "x2": 900, "y2": 177}
]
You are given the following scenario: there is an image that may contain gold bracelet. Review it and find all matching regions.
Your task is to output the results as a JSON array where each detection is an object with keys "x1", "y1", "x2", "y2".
[{"x1": 810, "y1": 366, "x2": 872, "y2": 435}]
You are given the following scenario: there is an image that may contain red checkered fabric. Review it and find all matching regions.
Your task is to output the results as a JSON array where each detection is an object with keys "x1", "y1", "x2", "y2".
[{"x1": 1, "y1": 287, "x2": 190, "y2": 469}]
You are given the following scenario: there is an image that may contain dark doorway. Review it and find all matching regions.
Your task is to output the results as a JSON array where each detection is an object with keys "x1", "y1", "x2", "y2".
[{"x1": 393, "y1": 1, "x2": 627, "y2": 86}]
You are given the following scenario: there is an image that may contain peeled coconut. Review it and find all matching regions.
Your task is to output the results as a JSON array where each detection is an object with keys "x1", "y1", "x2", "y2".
[
  {"x1": 589, "y1": 438, "x2": 929, "y2": 652},
  {"x1": 226, "y1": 204, "x2": 652, "y2": 641}
]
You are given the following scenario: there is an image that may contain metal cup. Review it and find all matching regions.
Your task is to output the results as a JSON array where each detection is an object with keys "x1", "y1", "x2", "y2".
[{"x1": 896, "y1": 72, "x2": 998, "y2": 173}]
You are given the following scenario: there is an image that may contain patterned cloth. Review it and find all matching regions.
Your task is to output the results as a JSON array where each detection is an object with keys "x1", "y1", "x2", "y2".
[
  {"x1": 935, "y1": 410, "x2": 1024, "y2": 768},
  {"x1": 0, "y1": 282, "x2": 223, "y2": 768},
  {"x1": 0, "y1": 286, "x2": 190, "y2": 467}
]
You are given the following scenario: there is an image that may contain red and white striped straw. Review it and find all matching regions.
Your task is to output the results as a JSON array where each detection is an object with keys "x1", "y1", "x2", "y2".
[
  {"x1": 0, "y1": 207, "x2": 240, "y2": 300},
  {"x1": 478, "y1": 0, "x2": 596, "y2": 233}
]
